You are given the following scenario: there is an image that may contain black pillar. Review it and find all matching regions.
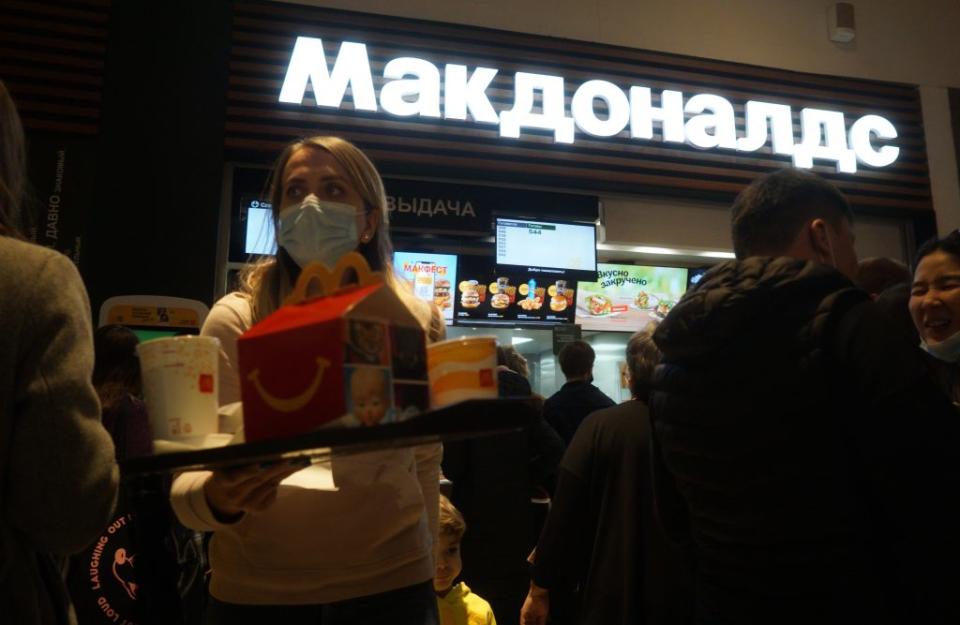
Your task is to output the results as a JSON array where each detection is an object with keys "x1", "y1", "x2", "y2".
[{"x1": 85, "y1": 0, "x2": 232, "y2": 313}]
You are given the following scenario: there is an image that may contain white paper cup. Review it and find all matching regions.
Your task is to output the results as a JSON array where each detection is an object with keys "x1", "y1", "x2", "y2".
[
  {"x1": 137, "y1": 336, "x2": 220, "y2": 445},
  {"x1": 427, "y1": 336, "x2": 499, "y2": 409}
]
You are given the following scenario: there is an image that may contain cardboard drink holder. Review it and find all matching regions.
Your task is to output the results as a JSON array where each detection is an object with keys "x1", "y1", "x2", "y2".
[{"x1": 237, "y1": 253, "x2": 430, "y2": 443}]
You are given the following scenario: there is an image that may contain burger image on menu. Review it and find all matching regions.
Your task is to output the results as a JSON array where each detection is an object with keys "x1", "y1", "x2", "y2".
[
  {"x1": 459, "y1": 280, "x2": 481, "y2": 309},
  {"x1": 549, "y1": 280, "x2": 569, "y2": 312},
  {"x1": 433, "y1": 279, "x2": 451, "y2": 309},
  {"x1": 491, "y1": 277, "x2": 511, "y2": 310}
]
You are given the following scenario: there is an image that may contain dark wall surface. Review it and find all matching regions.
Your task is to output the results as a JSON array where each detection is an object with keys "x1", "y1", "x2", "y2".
[{"x1": 84, "y1": 0, "x2": 232, "y2": 312}]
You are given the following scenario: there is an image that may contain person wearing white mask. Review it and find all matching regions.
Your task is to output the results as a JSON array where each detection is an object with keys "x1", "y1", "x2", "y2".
[
  {"x1": 909, "y1": 230, "x2": 960, "y2": 403},
  {"x1": 170, "y1": 136, "x2": 444, "y2": 624}
]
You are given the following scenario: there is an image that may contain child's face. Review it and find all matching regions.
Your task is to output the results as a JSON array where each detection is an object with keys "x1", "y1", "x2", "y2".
[
  {"x1": 433, "y1": 533, "x2": 462, "y2": 594},
  {"x1": 351, "y1": 369, "x2": 388, "y2": 426}
]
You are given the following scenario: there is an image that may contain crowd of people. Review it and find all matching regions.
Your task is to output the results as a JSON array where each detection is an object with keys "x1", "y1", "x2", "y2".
[{"x1": 2, "y1": 76, "x2": 959, "y2": 625}]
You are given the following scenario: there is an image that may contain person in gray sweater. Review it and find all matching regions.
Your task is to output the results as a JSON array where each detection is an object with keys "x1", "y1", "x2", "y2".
[{"x1": 0, "y1": 79, "x2": 119, "y2": 625}]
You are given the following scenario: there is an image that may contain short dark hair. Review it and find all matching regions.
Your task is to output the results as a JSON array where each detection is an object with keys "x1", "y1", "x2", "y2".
[
  {"x1": 626, "y1": 326, "x2": 662, "y2": 402},
  {"x1": 731, "y1": 169, "x2": 854, "y2": 259},
  {"x1": 855, "y1": 257, "x2": 911, "y2": 296},
  {"x1": 913, "y1": 230, "x2": 960, "y2": 273},
  {"x1": 558, "y1": 341, "x2": 595, "y2": 379},
  {"x1": 93, "y1": 325, "x2": 142, "y2": 412}
]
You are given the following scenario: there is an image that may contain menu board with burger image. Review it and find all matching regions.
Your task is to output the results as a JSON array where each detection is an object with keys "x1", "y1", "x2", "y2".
[
  {"x1": 455, "y1": 256, "x2": 576, "y2": 324},
  {"x1": 392, "y1": 252, "x2": 457, "y2": 324},
  {"x1": 575, "y1": 264, "x2": 688, "y2": 332}
]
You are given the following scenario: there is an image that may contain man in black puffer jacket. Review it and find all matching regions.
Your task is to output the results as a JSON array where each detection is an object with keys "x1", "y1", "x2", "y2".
[{"x1": 650, "y1": 169, "x2": 960, "y2": 624}]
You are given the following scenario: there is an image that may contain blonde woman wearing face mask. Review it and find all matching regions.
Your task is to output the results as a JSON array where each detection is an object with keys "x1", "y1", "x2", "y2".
[
  {"x1": 170, "y1": 137, "x2": 444, "y2": 624},
  {"x1": 909, "y1": 231, "x2": 960, "y2": 405}
]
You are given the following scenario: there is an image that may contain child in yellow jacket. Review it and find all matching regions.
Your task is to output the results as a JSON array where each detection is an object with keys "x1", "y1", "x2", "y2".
[{"x1": 435, "y1": 495, "x2": 497, "y2": 625}]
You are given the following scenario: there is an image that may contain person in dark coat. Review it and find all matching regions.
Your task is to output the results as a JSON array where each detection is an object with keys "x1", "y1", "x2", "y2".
[
  {"x1": 521, "y1": 328, "x2": 693, "y2": 625},
  {"x1": 542, "y1": 341, "x2": 615, "y2": 445},
  {"x1": 854, "y1": 256, "x2": 911, "y2": 298},
  {"x1": 497, "y1": 346, "x2": 564, "y2": 495},
  {"x1": 443, "y1": 359, "x2": 562, "y2": 625},
  {"x1": 0, "y1": 79, "x2": 119, "y2": 625},
  {"x1": 875, "y1": 281, "x2": 919, "y2": 346},
  {"x1": 650, "y1": 168, "x2": 960, "y2": 624},
  {"x1": 91, "y1": 325, "x2": 153, "y2": 460}
]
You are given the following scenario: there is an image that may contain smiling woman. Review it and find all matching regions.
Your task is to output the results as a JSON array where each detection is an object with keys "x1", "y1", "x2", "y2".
[{"x1": 909, "y1": 230, "x2": 960, "y2": 403}]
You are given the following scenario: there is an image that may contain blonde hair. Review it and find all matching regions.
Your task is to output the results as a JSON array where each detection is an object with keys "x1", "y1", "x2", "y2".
[
  {"x1": 439, "y1": 495, "x2": 466, "y2": 541},
  {"x1": 0, "y1": 80, "x2": 26, "y2": 238},
  {"x1": 239, "y1": 136, "x2": 398, "y2": 322}
]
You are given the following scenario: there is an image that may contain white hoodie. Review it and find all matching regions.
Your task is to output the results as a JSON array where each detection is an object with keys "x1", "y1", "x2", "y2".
[{"x1": 170, "y1": 292, "x2": 442, "y2": 605}]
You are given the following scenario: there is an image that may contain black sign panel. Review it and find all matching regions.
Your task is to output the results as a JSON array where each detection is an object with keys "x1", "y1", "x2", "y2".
[
  {"x1": 25, "y1": 132, "x2": 96, "y2": 269},
  {"x1": 227, "y1": 168, "x2": 600, "y2": 253},
  {"x1": 384, "y1": 178, "x2": 597, "y2": 236},
  {"x1": 552, "y1": 324, "x2": 583, "y2": 356},
  {"x1": 454, "y1": 255, "x2": 576, "y2": 326}
]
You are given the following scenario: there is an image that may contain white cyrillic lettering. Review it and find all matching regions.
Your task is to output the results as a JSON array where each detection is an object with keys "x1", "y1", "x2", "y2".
[
  {"x1": 380, "y1": 57, "x2": 441, "y2": 118},
  {"x1": 737, "y1": 101, "x2": 795, "y2": 155},
  {"x1": 416, "y1": 198, "x2": 432, "y2": 216},
  {"x1": 386, "y1": 196, "x2": 396, "y2": 212},
  {"x1": 278, "y1": 37, "x2": 377, "y2": 111},
  {"x1": 447, "y1": 201, "x2": 461, "y2": 216},
  {"x1": 398, "y1": 198, "x2": 413, "y2": 213},
  {"x1": 444, "y1": 65, "x2": 499, "y2": 124},
  {"x1": 499, "y1": 73, "x2": 575, "y2": 144},
  {"x1": 629, "y1": 87, "x2": 684, "y2": 143},
  {"x1": 684, "y1": 94, "x2": 737, "y2": 150},
  {"x1": 462, "y1": 202, "x2": 476, "y2": 218},
  {"x1": 849, "y1": 114, "x2": 899, "y2": 168},
  {"x1": 433, "y1": 200, "x2": 448, "y2": 216},
  {"x1": 794, "y1": 108, "x2": 857, "y2": 173},
  {"x1": 571, "y1": 80, "x2": 630, "y2": 137}
]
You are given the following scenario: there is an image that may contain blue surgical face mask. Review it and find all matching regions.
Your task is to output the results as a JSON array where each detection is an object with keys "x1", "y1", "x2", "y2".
[
  {"x1": 920, "y1": 330, "x2": 960, "y2": 363},
  {"x1": 277, "y1": 195, "x2": 361, "y2": 269}
]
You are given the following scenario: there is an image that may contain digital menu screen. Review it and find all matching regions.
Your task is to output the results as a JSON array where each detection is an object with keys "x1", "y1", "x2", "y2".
[
  {"x1": 454, "y1": 255, "x2": 576, "y2": 325},
  {"x1": 575, "y1": 264, "x2": 688, "y2": 332},
  {"x1": 392, "y1": 252, "x2": 458, "y2": 325},
  {"x1": 495, "y1": 217, "x2": 597, "y2": 281},
  {"x1": 245, "y1": 198, "x2": 276, "y2": 256},
  {"x1": 687, "y1": 266, "x2": 710, "y2": 290}
]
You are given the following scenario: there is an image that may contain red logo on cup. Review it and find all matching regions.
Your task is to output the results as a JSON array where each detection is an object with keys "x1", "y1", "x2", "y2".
[
  {"x1": 199, "y1": 374, "x2": 214, "y2": 393},
  {"x1": 479, "y1": 369, "x2": 494, "y2": 388}
]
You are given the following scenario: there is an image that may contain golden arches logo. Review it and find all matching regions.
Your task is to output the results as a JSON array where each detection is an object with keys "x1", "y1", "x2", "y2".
[
  {"x1": 248, "y1": 356, "x2": 331, "y2": 412},
  {"x1": 284, "y1": 252, "x2": 380, "y2": 306}
]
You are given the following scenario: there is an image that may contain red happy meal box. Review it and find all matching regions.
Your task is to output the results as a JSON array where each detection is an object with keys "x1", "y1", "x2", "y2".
[{"x1": 237, "y1": 253, "x2": 431, "y2": 442}]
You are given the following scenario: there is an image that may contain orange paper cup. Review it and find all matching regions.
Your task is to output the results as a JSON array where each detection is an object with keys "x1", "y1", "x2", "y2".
[{"x1": 427, "y1": 336, "x2": 499, "y2": 408}]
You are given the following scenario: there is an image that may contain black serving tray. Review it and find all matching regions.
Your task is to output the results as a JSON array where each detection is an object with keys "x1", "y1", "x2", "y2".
[{"x1": 120, "y1": 398, "x2": 536, "y2": 476}]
